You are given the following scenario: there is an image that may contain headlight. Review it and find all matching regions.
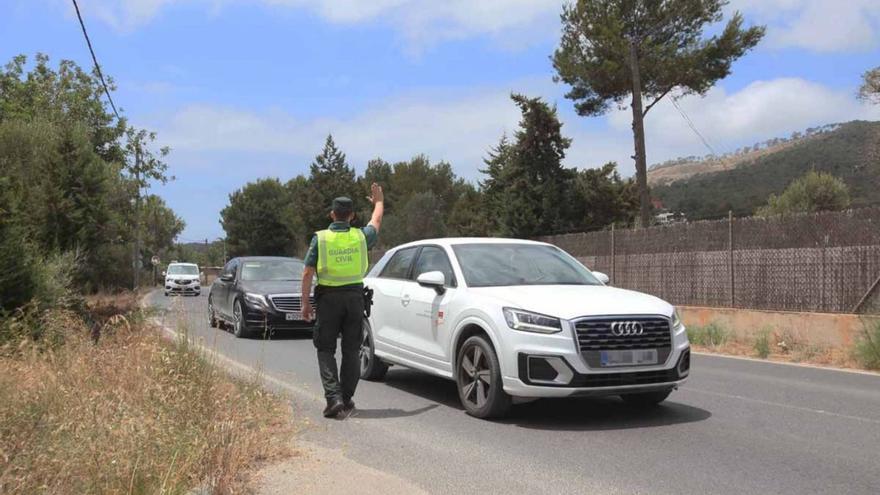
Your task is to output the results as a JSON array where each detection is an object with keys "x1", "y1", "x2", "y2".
[
  {"x1": 672, "y1": 308, "x2": 683, "y2": 329},
  {"x1": 503, "y1": 308, "x2": 562, "y2": 334},
  {"x1": 244, "y1": 293, "x2": 267, "y2": 308}
]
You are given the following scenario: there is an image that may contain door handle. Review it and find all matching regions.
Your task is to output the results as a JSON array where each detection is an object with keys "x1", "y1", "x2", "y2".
[{"x1": 401, "y1": 294, "x2": 411, "y2": 307}]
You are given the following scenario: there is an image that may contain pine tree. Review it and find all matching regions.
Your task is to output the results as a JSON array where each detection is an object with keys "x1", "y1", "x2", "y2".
[
  {"x1": 302, "y1": 135, "x2": 358, "y2": 233},
  {"x1": 499, "y1": 94, "x2": 573, "y2": 238},
  {"x1": 553, "y1": 0, "x2": 764, "y2": 227}
]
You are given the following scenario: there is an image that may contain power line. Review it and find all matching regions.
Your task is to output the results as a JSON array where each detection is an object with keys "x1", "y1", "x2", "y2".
[
  {"x1": 71, "y1": 0, "x2": 120, "y2": 121},
  {"x1": 671, "y1": 97, "x2": 717, "y2": 157}
]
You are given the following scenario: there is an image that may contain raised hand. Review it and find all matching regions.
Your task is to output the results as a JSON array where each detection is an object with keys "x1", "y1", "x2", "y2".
[{"x1": 367, "y1": 182, "x2": 384, "y2": 205}]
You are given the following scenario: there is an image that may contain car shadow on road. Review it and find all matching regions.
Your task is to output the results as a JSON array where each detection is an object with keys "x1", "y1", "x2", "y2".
[
  {"x1": 344, "y1": 404, "x2": 439, "y2": 420},
  {"x1": 381, "y1": 368, "x2": 711, "y2": 431},
  {"x1": 499, "y1": 397, "x2": 712, "y2": 431}
]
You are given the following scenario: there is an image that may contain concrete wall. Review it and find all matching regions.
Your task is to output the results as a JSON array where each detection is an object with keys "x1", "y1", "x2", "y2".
[{"x1": 680, "y1": 305, "x2": 880, "y2": 348}]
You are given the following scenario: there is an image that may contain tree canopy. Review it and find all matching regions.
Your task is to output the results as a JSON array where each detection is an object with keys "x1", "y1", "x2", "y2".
[
  {"x1": 0, "y1": 54, "x2": 181, "y2": 298},
  {"x1": 859, "y1": 66, "x2": 880, "y2": 104}
]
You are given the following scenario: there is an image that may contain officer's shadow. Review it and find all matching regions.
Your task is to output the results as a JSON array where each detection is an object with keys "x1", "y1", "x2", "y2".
[{"x1": 342, "y1": 404, "x2": 438, "y2": 420}]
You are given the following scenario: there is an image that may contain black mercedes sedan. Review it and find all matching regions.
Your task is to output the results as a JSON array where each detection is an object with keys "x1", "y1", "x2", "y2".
[{"x1": 207, "y1": 256, "x2": 315, "y2": 338}]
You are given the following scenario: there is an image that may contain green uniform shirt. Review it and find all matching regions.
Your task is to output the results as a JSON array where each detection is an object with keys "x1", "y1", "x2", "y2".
[{"x1": 304, "y1": 222, "x2": 378, "y2": 269}]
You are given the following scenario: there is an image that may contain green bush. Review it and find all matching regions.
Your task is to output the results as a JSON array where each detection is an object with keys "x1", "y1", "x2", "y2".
[
  {"x1": 687, "y1": 322, "x2": 729, "y2": 347},
  {"x1": 854, "y1": 320, "x2": 880, "y2": 370},
  {"x1": 0, "y1": 252, "x2": 83, "y2": 348},
  {"x1": 754, "y1": 327, "x2": 771, "y2": 358}
]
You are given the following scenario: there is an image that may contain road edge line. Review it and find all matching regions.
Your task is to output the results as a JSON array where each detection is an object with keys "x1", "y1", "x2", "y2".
[
  {"x1": 139, "y1": 291, "x2": 324, "y2": 403},
  {"x1": 692, "y1": 350, "x2": 880, "y2": 377}
]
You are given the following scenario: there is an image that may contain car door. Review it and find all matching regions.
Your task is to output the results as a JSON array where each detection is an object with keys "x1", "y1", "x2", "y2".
[
  {"x1": 398, "y1": 245, "x2": 458, "y2": 365},
  {"x1": 369, "y1": 246, "x2": 419, "y2": 352},
  {"x1": 215, "y1": 259, "x2": 238, "y2": 318}
]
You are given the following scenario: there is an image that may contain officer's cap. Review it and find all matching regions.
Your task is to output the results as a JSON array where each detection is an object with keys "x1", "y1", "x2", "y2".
[{"x1": 331, "y1": 196, "x2": 354, "y2": 214}]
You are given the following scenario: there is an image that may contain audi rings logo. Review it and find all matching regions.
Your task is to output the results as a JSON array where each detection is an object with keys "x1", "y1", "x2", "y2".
[{"x1": 610, "y1": 321, "x2": 644, "y2": 336}]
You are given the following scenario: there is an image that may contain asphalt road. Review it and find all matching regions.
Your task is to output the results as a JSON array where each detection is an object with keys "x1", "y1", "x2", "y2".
[{"x1": 148, "y1": 290, "x2": 880, "y2": 495}]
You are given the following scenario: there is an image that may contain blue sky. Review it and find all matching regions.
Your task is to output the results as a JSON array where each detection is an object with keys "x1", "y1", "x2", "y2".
[{"x1": 3, "y1": 0, "x2": 880, "y2": 241}]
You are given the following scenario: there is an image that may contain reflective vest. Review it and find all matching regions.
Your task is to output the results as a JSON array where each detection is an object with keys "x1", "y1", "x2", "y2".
[{"x1": 316, "y1": 228, "x2": 368, "y2": 286}]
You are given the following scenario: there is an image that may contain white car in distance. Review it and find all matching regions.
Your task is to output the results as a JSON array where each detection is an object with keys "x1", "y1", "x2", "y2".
[
  {"x1": 360, "y1": 238, "x2": 690, "y2": 418},
  {"x1": 163, "y1": 262, "x2": 202, "y2": 296}
]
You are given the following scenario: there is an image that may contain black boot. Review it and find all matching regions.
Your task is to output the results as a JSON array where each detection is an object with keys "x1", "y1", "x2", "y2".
[
  {"x1": 343, "y1": 398, "x2": 355, "y2": 412},
  {"x1": 323, "y1": 398, "x2": 345, "y2": 418}
]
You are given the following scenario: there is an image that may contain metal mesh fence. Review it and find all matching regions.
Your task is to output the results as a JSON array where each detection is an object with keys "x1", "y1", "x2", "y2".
[
  {"x1": 367, "y1": 208, "x2": 880, "y2": 313},
  {"x1": 541, "y1": 207, "x2": 880, "y2": 314}
]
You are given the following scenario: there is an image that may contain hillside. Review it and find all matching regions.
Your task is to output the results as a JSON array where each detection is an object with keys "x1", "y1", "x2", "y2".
[{"x1": 650, "y1": 120, "x2": 880, "y2": 220}]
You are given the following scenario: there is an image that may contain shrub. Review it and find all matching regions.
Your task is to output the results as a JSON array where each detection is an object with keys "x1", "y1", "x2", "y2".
[
  {"x1": 754, "y1": 327, "x2": 771, "y2": 358},
  {"x1": 0, "y1": 251, "x2": 84, "y2": 349},
  {"x1": 854, "y1": 320, "x2": 880, "y2": 370},
  {"x1": 687, "y1": 322, "x2": 729, "y2": 347}
]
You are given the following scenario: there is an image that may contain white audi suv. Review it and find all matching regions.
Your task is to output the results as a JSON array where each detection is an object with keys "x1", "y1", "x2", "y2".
[{"x1": 360, "y1": 238, "x2": 690, "y2": 418}]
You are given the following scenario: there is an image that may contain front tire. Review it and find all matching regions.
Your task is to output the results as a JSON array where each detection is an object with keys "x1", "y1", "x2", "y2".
[
  {"x1": 359, "y1": 320, "x2": 388, "y2": 381},
  {"x1": 620, "y1": 388, "x2": 672, "y2": 406},
  {"x1": 456, "y1": 335, "x2": 511, "y2": 419},
  {"x1": 232, "y1": 299, "x2": 250, "y2": 338}
]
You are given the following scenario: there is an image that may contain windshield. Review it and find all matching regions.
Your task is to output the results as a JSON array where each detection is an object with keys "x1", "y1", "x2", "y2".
[
  {"x1": 452, "y1": 244, "x2": 602, "y2": 288},
  {"x1": 240, "y1": 260, "x2": 304, "y2": 281},
  {"x1": 167, "y1": 264, "x2": 198, "y2": 275}
]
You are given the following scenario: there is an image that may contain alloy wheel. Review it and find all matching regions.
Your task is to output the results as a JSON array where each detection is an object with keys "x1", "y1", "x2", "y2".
[
  {"x1": 459, "y1": 344, "x2": 492, "y2": 409},
  {"x1": 360, "y1": 329, "x2": 371, "y2": 375},
  {"x1": 233, "y1": 301, "x2": 243, "y2": 335}
]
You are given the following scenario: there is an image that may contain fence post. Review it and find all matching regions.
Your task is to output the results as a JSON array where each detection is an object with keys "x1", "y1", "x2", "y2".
[
  {"x1": 728, "y1": 210, "x2": 735, "y2": 308},
  {"x1": 611, "y1": 223, "x2": 616, "y2": 284},
  {"x1": 821, "y1": 234, "x2": 828, "y2": 311}
]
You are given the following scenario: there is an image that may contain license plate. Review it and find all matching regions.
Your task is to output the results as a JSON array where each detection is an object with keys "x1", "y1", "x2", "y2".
[
  {"x1": 600, "y1": 349, "x2": 658, "y2": 367},
  {"x1": 285, "y1": 312, "x2": 302, "y2": 321}
]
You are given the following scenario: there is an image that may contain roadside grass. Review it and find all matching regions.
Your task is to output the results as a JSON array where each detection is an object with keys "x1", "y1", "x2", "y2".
[
  {"x1": 0, "y1": 297, "x2": 293, "y2": 494},
  {"x1": 687, "y1": 322, "x2": 729, "y2": 348},
  {"x1": 853, "y1": 320, "x2": 880, "y2": 370},
  {"x1": 753, "y1": 327, "x2": 771, "y2": 359}
]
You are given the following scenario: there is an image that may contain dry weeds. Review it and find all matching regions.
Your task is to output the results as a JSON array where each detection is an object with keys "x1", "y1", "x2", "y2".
[{"x1": 0, "y1": 302, "x2": 293, "y2": 494}]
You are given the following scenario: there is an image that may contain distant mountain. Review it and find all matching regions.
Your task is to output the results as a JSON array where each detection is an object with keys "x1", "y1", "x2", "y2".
[{"x1": 649, "y1": 120, "x2": 880, "y2": 220}]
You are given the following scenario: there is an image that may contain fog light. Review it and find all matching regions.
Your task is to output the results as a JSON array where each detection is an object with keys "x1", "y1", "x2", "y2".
[
  {"x1": 527, "y1": 356, "x2": 574, "y2": 385},
  {"x1": 677, "y1": 348, "x2": 691, "y2": 377}
]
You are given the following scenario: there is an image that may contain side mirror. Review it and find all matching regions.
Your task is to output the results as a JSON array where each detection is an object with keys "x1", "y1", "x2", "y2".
[
  {"x1": 220, "y1": 273, "x2": 234, "y2": 282},
  {"x1": 593, "y1": 271, "x2": 610, "y2": 285},
  {"x1": 416, "y1": 271, "x2": 446, "y2": 295}
]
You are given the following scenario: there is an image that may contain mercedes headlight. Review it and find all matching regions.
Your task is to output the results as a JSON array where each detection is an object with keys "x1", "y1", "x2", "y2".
[
  {"x1": 244, "y1": 293, "x2": 268, "y2": 308},
  {"x1": 503, "y1": 308, "x2": 562, "y2": 334}
]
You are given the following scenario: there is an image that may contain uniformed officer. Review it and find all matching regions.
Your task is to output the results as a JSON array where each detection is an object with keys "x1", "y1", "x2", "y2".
[{"x1": 301, "y1": 183, "x2": 383, "y2": 418}]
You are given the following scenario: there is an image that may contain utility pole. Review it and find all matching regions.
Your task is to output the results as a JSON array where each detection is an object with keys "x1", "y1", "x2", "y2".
[{"x1": 133, "y1": 144, "x2": 142, "y2": 290}]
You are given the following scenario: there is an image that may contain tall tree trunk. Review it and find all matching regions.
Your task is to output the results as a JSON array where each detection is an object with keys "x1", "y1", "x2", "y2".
[{"x1": 628, "y1": 39, "x2": 651, "y2": 228}]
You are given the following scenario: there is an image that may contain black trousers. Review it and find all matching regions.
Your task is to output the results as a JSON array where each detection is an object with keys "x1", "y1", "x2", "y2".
[{"x1": 313, "y1": 288, "x2": 364, "y2": 402}]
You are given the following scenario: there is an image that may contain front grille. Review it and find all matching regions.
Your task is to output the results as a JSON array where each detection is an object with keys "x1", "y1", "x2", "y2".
[
  {"x1": 569, "y1": 368, "x2": 679, "y2": 388},
  {"x1": 177, "y1": 279, "x2": 191, "y2": 285},
  {"x1": 574, "y1": 316, "x2": 673, "y2": 368},
  {"x1": 269, "y1": 295, "x2": 316, "y2": 312}
]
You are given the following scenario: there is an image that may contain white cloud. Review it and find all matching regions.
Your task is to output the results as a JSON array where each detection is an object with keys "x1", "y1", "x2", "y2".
[
  {"x1": 154, "y1": 86, "x2": 525, "y2": 177},
  {"x1": 731, "y1": 0, "x2": 880, "y2": 52},
  {"x1": 152, "y1": 77, "x2": 880, "y2": 181},
  {"x1": 70, "y1": 0, "x2": 562, "y2": 47}
]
